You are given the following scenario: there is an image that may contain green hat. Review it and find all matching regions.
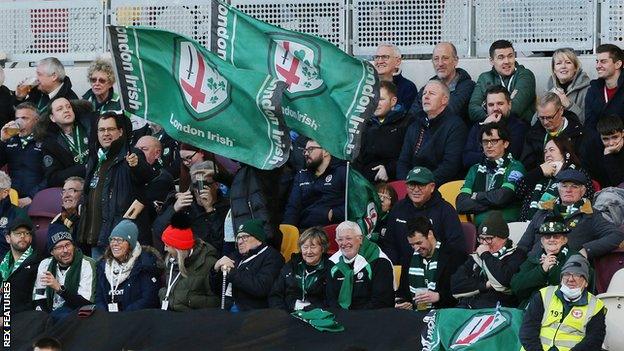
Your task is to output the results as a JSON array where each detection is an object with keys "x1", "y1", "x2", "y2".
[
  {"x1": 539, "y1": 216, "x2": 570, "y2": 236},
  {"x1": 405, "y1": 167, "x2": 435, "y2": 184},
  {"x1": 478, "y1": 211, "x2": 509, "y2": 239},
  {"x1": 237, "y1": 219, "x2": 266, "y2": 242}
]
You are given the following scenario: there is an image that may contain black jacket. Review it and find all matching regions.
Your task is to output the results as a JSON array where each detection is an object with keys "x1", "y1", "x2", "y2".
[
  {"x1": 397, "y1": 245, "x2": 467, "y2": 309},
  {"x1": 379, "y1": 191, "x2": 466, "y2": 264},
  {"x1": 1, "y1": 249, "x2": 41, "y2": 313},
  {"x1": 396, "y1": 109, "x2": 467, "y2": 184},
  {"x1": 0, "y1": 197, "x2": 28, "y2": 258},
  {"x1": 392, "y1": 72, "x2": 418, "y2": 112},
  {"x1": 451, "y1": 244, "x2": 525, "y2": 308},
  {"x1": 13, "y1": 76, "x2": 78, "y2": 113},
  {"x1": 602, "y1": 150, "x2": 624, "y2": 187},
  {"x1": 268, "y1": 253, "x2": 330, "y2": 311},
  {"x1": 0, "y1": 85, "x2": 14, "y2": 127},
  {"x1": 354, "y1": 110, "x2": 413, "y2": 183},
  {"x1": 0, "y1": 135, "x2": 46, "y2": 198},
  {"x1": 584, "y1": 72, "x2": 624, "y2": 131}
]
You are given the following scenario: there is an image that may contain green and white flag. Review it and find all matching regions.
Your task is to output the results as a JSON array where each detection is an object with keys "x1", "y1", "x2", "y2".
[
  {"x1": 422, "y1": 308, "x2": 523, "y2": 351},
  {"x1": 107, "y1": 26, "x2": 290, "y2": 169},
  {"x1": 347, "y1": 168, "x2": 381, "y2": 239},
  {"x1": 209, "y1": 0, "x2": 379, "y2": 160}
]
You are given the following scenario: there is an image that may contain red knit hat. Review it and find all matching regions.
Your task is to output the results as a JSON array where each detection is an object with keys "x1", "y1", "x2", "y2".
[{"x1": 162, "y1": 212, "x2": 195, "y2": 250}]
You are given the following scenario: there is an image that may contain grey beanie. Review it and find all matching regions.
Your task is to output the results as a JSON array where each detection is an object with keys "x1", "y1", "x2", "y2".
[
  {"x1": 109, "y1": 219, "x2": 139, "y2": 249},
  {"x1": 561, "y1": 254, "x2": 590, "y2": 281}
]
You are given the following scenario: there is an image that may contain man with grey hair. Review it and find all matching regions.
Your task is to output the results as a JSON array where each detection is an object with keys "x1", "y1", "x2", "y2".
[
  {"x1": 411, "y1": 42, "x2": 475, "y2": 123},
  {"x1": 0, "y1": 170, "x2": 29, "y2": 258},
  {"x1": 326, "y1": 221, "x2": 394, "y2": 309},
  {"x1": 13, "y1": 57, "x2": 78, "y2": 113},
  {"x1": 397, "y1": 80, "x2": 467, "y2": 184},
  {"x1": 153, "y1": 160, "x2": 228, "y2": 255},
  {"x1": 373, "y1": 43, "x2": 417, "y2": 111},
  {"x1": 136, "y1": 135, "x2": 175, "y2": 223}
]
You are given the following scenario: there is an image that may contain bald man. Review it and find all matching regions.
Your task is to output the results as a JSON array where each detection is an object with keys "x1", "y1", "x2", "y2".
[
  {"x1": 136, "y1": 135, "x2": 175, "y2": 227},
  {"x1": 135, "y1": 135, "x2": 162, "y2": 166},
  {"x1": 397, "y1": 80, "x2": 468, "y2": 184},
  {"x1": 411, "y1": 42, "x2": 475, "y2": 124}
]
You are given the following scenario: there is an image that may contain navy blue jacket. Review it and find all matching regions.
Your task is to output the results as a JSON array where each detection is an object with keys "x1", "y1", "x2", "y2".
[
  {"x1": 393, "y1": 72, "x2": 418, "y2": 112},
  {"x1": 0, "y1": 135, "x2": 46, "y2": 198},
  {"x1": 95, "y1": 247, "x2": 162, "y2": 311},
  {"x1": 396, "y1": 109, "x2": 467, "y2": 184},
  {"x1": 378, "y1": 191, "x2": 466, "y2": 264},
  {"x1": 584, "y1": 72, "x2": 624, "y2": 131},
  {"x1": 283, "y1": 158, "x2": 346, "y2": 229},
  {"x1": 463, "y1": 113, "x2": 528, "y2": 169}
]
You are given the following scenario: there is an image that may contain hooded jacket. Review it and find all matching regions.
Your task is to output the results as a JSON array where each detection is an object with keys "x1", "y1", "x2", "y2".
[{"x1": 545, "y1": 68, "x2": 591, "y2": 125}]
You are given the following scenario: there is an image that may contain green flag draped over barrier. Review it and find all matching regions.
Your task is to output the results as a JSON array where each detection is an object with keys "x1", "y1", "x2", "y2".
[
  {"x1": 107, "y1": 26, "x2": 290, "y2": 170},
  {"x1": 421, "y1": 307, "x2": 524, "y2": 351},
  {"x1": 346, "y1": 168, "x2": 381, "y2": 239},
  {"x1": 209, "y1": 0, "x2": 379, "y2": 161}
]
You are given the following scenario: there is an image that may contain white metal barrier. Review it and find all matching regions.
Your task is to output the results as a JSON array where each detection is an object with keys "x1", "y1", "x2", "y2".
[{"x1": 601, "y1": 0, "x2": 624, "y2": 46}]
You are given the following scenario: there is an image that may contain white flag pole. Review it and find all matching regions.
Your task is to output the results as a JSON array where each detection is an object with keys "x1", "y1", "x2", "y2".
[{"x1": 345, "y1": 161, "x2": 350, "y2": 221}]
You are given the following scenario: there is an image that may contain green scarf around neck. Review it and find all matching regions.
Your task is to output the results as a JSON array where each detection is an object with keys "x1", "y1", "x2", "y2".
[
  {"x1": 0, "y1": 246, "x2": 33, "y2": 281},
  {"x1": 473, "y1": 153, "x2": 513, "y2": 192},
  {"x1": 45, "y1": 248, "x2": 85, "y2": 310},
  {"x1": 408, "y1": 241, "x2": 441, "y2": 294}
]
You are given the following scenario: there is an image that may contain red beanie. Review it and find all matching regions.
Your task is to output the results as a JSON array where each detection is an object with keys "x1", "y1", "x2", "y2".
[{"x1": 162, "y1": 212, "x2": 195, "y2": 250}]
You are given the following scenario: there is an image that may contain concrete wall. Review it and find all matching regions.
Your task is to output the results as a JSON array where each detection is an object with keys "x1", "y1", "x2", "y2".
[{"x1": 1, "y1": 56, "x2": 600, "y2": 99}]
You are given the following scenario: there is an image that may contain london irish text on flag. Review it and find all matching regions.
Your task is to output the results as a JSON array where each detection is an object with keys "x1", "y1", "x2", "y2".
[
  {"x1": 209, "y1": 1, "x2": 379, "y2": 161},
  {"x1": 107, "y1": 26, "x2": 290, "y2": 169}
]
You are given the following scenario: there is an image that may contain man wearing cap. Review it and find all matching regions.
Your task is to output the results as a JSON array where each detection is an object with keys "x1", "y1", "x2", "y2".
[
  {"x1": 380, "y1": 166, "x2": 465, "y2": 264},
  {"x1": 33, "y1": 223, "x2": 95, "y2": 319},
  {"x1": 520, "y1": 254, "x2": 606, "y2": 351},
  {"x1": 213, "y1": 219, "x2": 284, "y2": 310},
  {"x1": 511, "y1": 216, "x2": 580, "y2": 307},
  {"x1": 456, "y1": 122, "x2": 526, "y2": 226},
  {"x1": 451, "y1": 211, "x2": 525, "y2": 308},
  {"x1": 518, "y1": 168, "x2": 623, "y2": 259},
  {"x1": 0, "y1": 218, "x2": 40, "y2": 313}
]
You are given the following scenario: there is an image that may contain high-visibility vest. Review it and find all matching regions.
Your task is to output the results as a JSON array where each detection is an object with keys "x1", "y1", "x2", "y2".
[{"x1": 533, "y1": 285, "x2": 604, "y2": 351}]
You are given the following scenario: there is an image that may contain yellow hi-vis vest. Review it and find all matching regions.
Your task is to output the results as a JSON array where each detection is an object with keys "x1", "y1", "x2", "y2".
[{"x1": 536, "y1": 285, "x2": 603, "y2": 351}]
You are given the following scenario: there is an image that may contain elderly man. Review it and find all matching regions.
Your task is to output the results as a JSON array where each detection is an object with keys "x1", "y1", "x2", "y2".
[
  {"x1": 511, "y1": 217, "x2": 579, "y2": 307},
  {"x1": 135, "y1": 135, "x2": 175, "y2": 207},
  {"x1": 51, "y1": 176, "x2": 84, "y2": 241},
  {"x1": 519, "y1": 254, "x2": 606, "y2": 351},
  {"x1": 33, "y1": 223, "x2": 96, "y2": 320},
  {"x1": 469, "y1": 40, "x2": 536, "y2": 124},
  {"x1": 283, "y1": 139, "x2": 346, "y2": 229},
  {"x1": 396, "y1": 80, "x2": 467, "y2": 183},
  {"x1": 13, "y1": 57, "x2": 78, "y2": 113},
  {"x1": 451, "y1": 211, "x2": 525, "y2": 308},
  {"x1": 585, "y1": 43, "x2": 624, "y2": 131},
  {"x1": 326, "y1": 221, "x2": 393, "y2": 310},
  {"x1": 0, "y1": 171, "x2": 28, "y2": 258},
  {"x1": 395, "y1": 216, "x2": 466, "y2": 310},
  {"x1": 518, "y1": 169, "x2": 623, "y2": 260},
  {"x1": 214, "y1": 219, "x2": 284, "y2": 311},
  {"x1": 1, "y1": 218, "x2": 40, "y2": 313},
  {"x1": 411, "y1": 42, "x2": 475, "y2": 123},
  {"x1": 373, "y1": 43, "x2": 417, "y2": 112},
  {"x1": 463, "y1": 85, "x2": 528, "y2": 168},
  {"x1": 355, "y1": 81, "x2": 413, "y2": 183},
  {"x1": 379, "y1": 166, "x2": 465, "y2": 265},
  {"x1": 457, "y1": 122, "x2": 526, "y2": 225},
  {"x1": 521, "y1": 92, "x2": 584, "y2": 171},
  {"x1": 0, "y1": 102, "x2": 46, "y2": 206}
]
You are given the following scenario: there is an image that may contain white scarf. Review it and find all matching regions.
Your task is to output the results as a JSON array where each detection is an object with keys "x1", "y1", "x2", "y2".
[{"x1": 104, "y1": 245, "x2": 142, "y2": 288}]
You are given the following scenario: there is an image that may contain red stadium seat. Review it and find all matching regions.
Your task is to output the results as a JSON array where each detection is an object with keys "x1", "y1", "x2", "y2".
[
  {"x1": 594, "y1": 247, "x2": 624, "y2": 294},
  {"x1": 461, "y1": 222, "x2": 476, "y2": 255},
  {"x1": 388, "y1": 180, "x2": 407, "y2": 200},
  {"x1": 28, "y1": 187, "x2": 62, "y2": 255},
  {"x1": 592, "y1": 179, "x2": 601, "y2": 193},
  {"x1": 323, "y1": 224, "x2": 339, "y2": 255}
]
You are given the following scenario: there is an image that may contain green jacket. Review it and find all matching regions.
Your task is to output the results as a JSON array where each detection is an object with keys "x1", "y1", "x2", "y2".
[
  {"x1": 158, "y1": 240, "x2": 219, "y2": 311},
  {"x1": 510, "y1": 246, "x2": 578, "y2": 307},
  {"x1": 468, "y1": 63, "x2": 536, "y2": 123}
]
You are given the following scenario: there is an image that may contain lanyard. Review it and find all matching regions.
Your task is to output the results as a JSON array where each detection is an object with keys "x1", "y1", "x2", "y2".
[
  {"x1": 164, "y1": 262, "x2": 181, "y2": 302},
  {"x1": 111, "y1": 268, "x2": 124, "y2": 303},
  {"x1": 499, "y1": 73, "x2": 515, "y2": 93},
  {"x1": 604, "y1": 86, "x2": 610, "y2": 103},
  {"x1": 237, "y1": 246, "x2": 268, "y2": 268},
  {"x1": 62, "y1": 126, "x2": 84, "y2": 162}
]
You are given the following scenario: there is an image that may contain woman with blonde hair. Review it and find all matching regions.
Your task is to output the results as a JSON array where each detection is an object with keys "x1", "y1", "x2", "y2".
[
  {"x1": 82, "y1": 59, "x2": 120, "y2": 114},
  {"x1": 546, "y1": 48, "x2": 590, "y2": 124}
]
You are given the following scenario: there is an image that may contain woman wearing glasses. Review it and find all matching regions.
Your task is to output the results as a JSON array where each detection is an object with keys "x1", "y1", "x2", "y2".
[{"x1": 82, "y1": 59, "x2": 121, "y2": 114}]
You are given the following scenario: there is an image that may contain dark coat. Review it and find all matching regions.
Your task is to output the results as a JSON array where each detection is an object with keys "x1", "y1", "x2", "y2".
[
  {"x1": 0, "y1": 85, "x2": 14, "y2": 127},
  {"x1": 379, "y1": 191, "x2": 466, "y2": 264},
  {"x1": 0, "y1": 197, "x2": 28, "y2": 258},
  {"x1": 601, "y1": 150, "x2": 624, "y2": 187},
  {"x1": 2, "y1": 249, "x2": 41, "y2": 313},
  {"x1": 14, "y1": 76, "x2": 78, "y2": 113},
  {"x1": 96, "y1": 246, "x2": 163, "y2": 311},
  {"x1": 397, "y1": 245, "x2": 467, "y2": 309},
  {"x1": 584, "y1": 72, "x2": 624, "y2": 131},
  {"x1": 392, "y1": 72, "x2": 418, "y2": 112},
  {"x1": 396, "y1": 109, "x2": 467, "y2": 184},
  {"x1": 268, "y1": 253, "x2": 330, "y2": 311},
  {"x1": 354, "y1": 110, "x2": 414, "y2": 183},
  {"x1": 0, "y1": 136, "x2": 46, "y2": 198}
]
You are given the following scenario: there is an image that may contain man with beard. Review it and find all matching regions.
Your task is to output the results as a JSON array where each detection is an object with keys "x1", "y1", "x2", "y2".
[
  {"x1": 0, "y1": 218, "x2": 40, "y2": 313},
  {"x1": 283, "y1": 139, "x2": 346, "y2": 229}
]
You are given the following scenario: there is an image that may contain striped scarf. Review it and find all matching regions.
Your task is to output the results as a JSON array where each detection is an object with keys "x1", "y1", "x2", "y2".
[
  {"x1": 473, "y1": 153, "x2": 513, "y2": 191},
  {"x1": 0, "y1": 246, "x2": 33, "y2": 281},
  {"x1": 408, "y1": 241, "x2": 441, "y2": 294}
]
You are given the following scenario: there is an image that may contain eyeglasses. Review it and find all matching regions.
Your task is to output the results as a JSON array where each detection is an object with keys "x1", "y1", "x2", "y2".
[
  {"x1": 90, "y1": 77, "x2": 108, "y2": 84},
  {"x1": 236, "y1": 234, "x2": 251, "y2": 242},
  {"x1": 406, "y1": 183, "x2": 427, "y2": 190},
  {"x1": 372, "y1": 55, "x2": 392, "y2": 61},
  {"x1": 182, "y1": 150, "x2": 199, "y2": 163},
  {"x1": 61, "y1": 188, "x2": 82, "y2": 195},
  {"x1": 110, "y1": 237, "x2": 126, "y2": 244},
  {"x1": 52, "y1": 242, "x2": 73, "y2": 253},
  {"x1": 538, "y1": 108, "x2": 562, "y2": 122},
  {"x1": 478, "y1": 236, "x2": 495, "y2": 244},
  {"x1": 302, "y1": 146, "x2": 322, "y2": 154},
  {"x1": 542, "y1": 234, "x2": 565, "y2": 240},
  {"x1": 377, "y1": 193, "x2": 392, "y2": 201},
  {"x1": 97, "y1": 127, "x2": 119, "y2": 134},
  {"x1": 11, "y1": 231, "x2": 31, "y2": 238},
  {"x1": 562, "y1": 272, "x2": 584, "y2": 280},
  {"x1": 558, "y1": 183, "x2": 582, "y2": 190},
  {"x1": 481, "y1": 138, "x2": 502, "y2": 147}
]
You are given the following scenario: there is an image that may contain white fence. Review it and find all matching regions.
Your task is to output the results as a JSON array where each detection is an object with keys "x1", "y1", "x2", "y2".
[{"x1": 1, "y1": 0, "x2": 623, "y2": 62}]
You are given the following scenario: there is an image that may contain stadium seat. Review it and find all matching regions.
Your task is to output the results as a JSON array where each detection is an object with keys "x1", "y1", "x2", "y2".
[
  {"x1": 461, "y1": 222, "x2": 476, "y2": 254},
  {"x1": 438, "y1": 180, "x2": 469, "y2": 222},
  {"x1": 598, "y1": 268, "x2": 624, "y2": 351},
  {"x1": 323, "y1": 224, "x2": 339, "y2": 255},
  {"x1": 9, "y1": 188, "x2": 18, "y2": 206},
  {"x1": 393, "y1": 265, "x2": 402, "y2": 291},
  {"x1": 507, "y1": 221, "x2": 530, "y2": 247},
  {"x1": 388, "y1": 180, "x2": 407, "y2": 200},
  {"x1": 592, "y1": 179, "x2": 601, "y2": 192},
  {"x1": 28, "y1": 187, "x2": 62, "y2": 255},
  {"x1": 594, "y1": 248, "x2": 624, "y2": 294},
  {"x1": 279, "y1": 224, "x2": 300, "y2": 262}
]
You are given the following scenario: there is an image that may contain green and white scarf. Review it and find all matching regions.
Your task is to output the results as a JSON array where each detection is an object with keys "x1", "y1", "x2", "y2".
[
  {"x1": 19, "y1": 134, "x2": 34, "y2": 149},
  {"x1": 408, "y1": 241, "x2": 441, "y2": 293},
  {"x1": 553, "y1": 198, "x2": 587, "y2": 219},
  {"x1": 0, "y1": 246, "x2": 33, "y2": 281},
  {"x1": 296, "y1": 259, "x2": 325, "y2": 301},
  {"x1": 473, "y1": 153, "x2": 513, "y2": 191}
]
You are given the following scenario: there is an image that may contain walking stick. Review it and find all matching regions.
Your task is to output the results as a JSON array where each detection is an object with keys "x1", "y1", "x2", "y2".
[{"x1": 221, "y1": 268, "x2": 228, "y2": 310}]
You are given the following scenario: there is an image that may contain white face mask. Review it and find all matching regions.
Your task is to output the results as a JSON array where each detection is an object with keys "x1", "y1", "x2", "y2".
[{"x1": 560, "y1": 283, "x2": 583, "y2": 300}]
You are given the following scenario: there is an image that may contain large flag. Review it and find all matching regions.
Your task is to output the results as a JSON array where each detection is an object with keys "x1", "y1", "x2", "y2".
[
  {"x1": 209, "y1": 1, "x2": 379, "y2": 161},
  {"x1": 421, "y1": 308, "x2": 523, "y2": 351},
  {"x1": 347, "y1": 168, "x2": 381, "y2": 239},
  {"x1": 107, "y1": 26, "x2": 290, "y2": 170}
]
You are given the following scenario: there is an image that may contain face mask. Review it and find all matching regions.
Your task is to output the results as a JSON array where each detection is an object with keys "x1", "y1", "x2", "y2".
[{"x1": 560, "y1": 283, "x2": 582, "y2": 300}]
